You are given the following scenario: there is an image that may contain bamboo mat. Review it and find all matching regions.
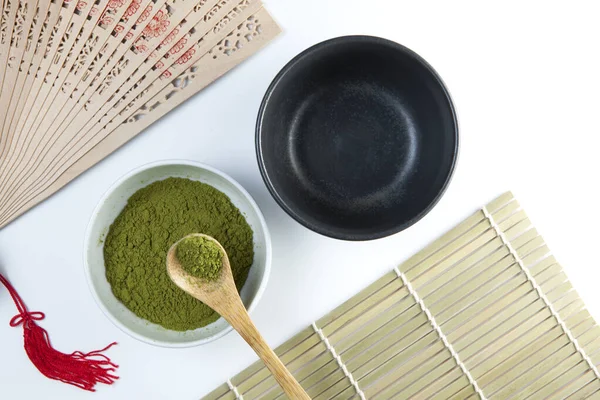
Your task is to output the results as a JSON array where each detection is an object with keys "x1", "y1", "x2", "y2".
[{"x1": 203, "y1": 192, "x2": 600, "y2": 399}]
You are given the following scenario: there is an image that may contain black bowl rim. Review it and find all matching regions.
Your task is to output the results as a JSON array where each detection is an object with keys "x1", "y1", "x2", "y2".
[{"x1": 256, "y1": 35, "x2": 459, "y2": 241}]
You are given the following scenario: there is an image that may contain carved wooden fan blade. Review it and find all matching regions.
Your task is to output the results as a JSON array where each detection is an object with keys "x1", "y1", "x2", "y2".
[{"x1": 0, "y1": 0, "x2": 280, "y2": 228}]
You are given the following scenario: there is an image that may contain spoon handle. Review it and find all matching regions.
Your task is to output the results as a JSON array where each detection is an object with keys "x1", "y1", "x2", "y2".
[{"x1": 226, "y1": 300, "x2": 311, "y2": 399}]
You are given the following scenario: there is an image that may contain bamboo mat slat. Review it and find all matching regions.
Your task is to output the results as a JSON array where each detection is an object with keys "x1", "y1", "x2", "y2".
[{"x1": 202, "y1": 192, "x2": 600, "y2": 399}]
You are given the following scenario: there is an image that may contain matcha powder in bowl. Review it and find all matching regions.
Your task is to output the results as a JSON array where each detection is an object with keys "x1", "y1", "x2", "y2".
[{"x1": 103, "y1": 177, "x2": 254, "y2": 332}]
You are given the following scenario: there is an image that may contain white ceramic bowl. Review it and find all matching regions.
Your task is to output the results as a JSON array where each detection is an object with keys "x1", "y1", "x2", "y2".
[{"x1": 84, "y1": 160, "x2": 272, "y2": 347}]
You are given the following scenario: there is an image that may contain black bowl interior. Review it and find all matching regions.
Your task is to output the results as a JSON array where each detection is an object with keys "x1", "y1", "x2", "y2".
[{"x1": 257, "y1": 36, "x2": 458, "y2": 240}]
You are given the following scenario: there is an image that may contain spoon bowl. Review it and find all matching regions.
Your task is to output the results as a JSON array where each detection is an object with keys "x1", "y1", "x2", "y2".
[
  {"x1": 167, "y1": 233, "x2": 239, "y2": 308},
  {"x1": 166, "y1": 234, "x2": 239, "y2": 316}
]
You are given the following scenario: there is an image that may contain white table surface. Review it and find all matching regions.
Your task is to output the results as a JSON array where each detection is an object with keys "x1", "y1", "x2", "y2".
[{"x1": 1, "y1": 0, "x2": 600, "y2": 398}]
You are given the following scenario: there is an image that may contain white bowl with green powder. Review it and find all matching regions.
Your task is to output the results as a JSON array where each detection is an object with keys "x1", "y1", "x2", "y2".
[{"x1": 84, "y1": 160, "x2": 272, "y2": 348}]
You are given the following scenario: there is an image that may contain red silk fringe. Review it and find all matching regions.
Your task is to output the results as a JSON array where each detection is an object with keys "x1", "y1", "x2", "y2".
[{"x1": 0, "y1": 273, "x2": 118, "y2": 392}]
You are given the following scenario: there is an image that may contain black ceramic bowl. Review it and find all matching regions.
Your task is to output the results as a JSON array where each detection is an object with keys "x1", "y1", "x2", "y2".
[{"x1": 256, "y1": 36, "x2": 458, "y2": 241}]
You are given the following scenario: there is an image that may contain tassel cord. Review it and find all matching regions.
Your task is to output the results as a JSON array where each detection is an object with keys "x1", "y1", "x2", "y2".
[{"x1": 0, "y1": 273, "x2": 119, "y2": 392}]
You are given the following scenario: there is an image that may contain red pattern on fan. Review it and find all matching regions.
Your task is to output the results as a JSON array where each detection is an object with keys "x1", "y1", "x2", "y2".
[
  {"x1": 108, "y1": 0, "x2": 127, "y2": 8},
  {"x1": 167, "y1": 37, "x2": 187, "y2": 57},
  {"x1": 143, "y1": 10, "x2": 170, "y2": 38},
  {"x1": 100, "y1": 15, "x2": 115, "y2": 25},
  {"x1": 123, "y1": 0, "x2": 142, "y2": 19},
  {"x1": 114, "y1": 24, "x2": 126, "y2": 35},
  {"x1": 161, "y1": 28, "x2": 180, "y2": 46},
  {"x1": 176, "y1": 48, "x2": 196, "y2": 65},
  {"x1": 136, "y1": 5, "x2": 153, "y2": 24}
]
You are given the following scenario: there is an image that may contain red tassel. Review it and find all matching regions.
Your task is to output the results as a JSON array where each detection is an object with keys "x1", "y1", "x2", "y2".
[{"x1": 0, "y1": 273, "x2": 119, "y2": 392}]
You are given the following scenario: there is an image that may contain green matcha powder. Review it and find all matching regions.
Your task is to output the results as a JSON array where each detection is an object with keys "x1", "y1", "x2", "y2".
[
  {"x1": 176, "y1": 236, "x2": 223, "y2": 281},
  {"x1": 104, "y1": 178, "x2": 254, "y2": 331}
]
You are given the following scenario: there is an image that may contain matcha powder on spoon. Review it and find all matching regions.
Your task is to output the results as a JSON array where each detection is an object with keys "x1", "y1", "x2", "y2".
[
  {"x1": 176, "y1": 236, "x2": 223, "y2": 281},
  {"x1": 103, "y1": 178, "x2": 254, "y2": 331}
]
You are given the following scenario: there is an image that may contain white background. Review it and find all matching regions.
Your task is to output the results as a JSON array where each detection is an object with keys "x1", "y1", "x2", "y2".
[{"x1": 1, "y1": 0, "x2": 600, "y2": 398}]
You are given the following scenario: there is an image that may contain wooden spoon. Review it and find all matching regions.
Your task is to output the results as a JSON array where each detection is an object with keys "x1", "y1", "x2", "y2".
[{"x1": 167, "y1": 234, "x2": 310, "y2": 400}]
